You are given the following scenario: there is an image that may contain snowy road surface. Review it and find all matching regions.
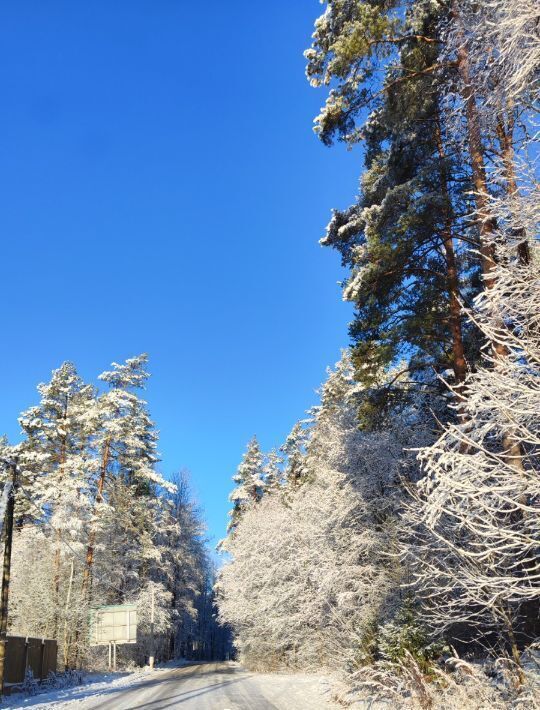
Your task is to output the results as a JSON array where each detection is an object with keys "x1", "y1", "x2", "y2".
[{"x1": 6, "y1": 662, "x2": 341, "y2": 710}]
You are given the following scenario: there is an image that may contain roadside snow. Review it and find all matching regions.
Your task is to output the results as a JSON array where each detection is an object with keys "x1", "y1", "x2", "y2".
[
  {"x1": 1, "y1": 662, "x2": 347, "y2": 710},
  {"x1": 240, "y1": 668, "x2": 340, "y2": 709},
  {"x1": 1, "y1": 660, "x2": 190, "y2": 710}
]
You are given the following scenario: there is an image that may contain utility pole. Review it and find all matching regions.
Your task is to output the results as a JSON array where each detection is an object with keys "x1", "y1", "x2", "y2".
[
  {"x1": 0, "y1": 458, "x2": 18, "y2": 697},
  {"x1": 149, "y1": 586, "x2": 155, "y2": 670}
]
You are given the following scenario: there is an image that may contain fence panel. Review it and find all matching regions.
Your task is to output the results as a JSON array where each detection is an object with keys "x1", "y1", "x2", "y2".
[
  {"x1": 42, "y1": 639, "x2": 57, "y2": 679},
  {"x1": 4, "y1": 636, "x2": 57, "y2": 691},
  {"x1": 4, "y1": 636, "x2": 27, "y2": 685}
]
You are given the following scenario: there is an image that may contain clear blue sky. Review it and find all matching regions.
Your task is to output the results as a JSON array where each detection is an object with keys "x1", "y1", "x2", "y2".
[{"x1": 0, "y1": 1, "x2": 360, "y2": 546}]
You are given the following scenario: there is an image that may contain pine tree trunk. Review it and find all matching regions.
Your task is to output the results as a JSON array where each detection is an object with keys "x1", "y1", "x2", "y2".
[
  {"x1": 73, "y1": 438, "x2": 110, "y2": 667},
  {"x1": 451, "y1": 1, "x2": 498, "y2": 291},
  {"x1": 62, "y1": 558, "x2": 74, "y2": 670},
  {"x1": 52, "y1": 429, "x2": 68, "y2": 639},
  {"x1": 52, "y1": 538, "x2": 61, "y2": 638},
  {"x1": 81, "y1": 437, "x2": 110, "y2": 600},
  {"x1": 0, "y1": 463, "x2": 17, "y2": 695},
  {"x1": 434, "y1": 113, "x2": 468, "y2": 397},
  {"x1": 452, "y1": 3, "x2": 527, "y2": 643},
  {"x1": 495, "y1": 111, "x2": 530, "y2": 265}
]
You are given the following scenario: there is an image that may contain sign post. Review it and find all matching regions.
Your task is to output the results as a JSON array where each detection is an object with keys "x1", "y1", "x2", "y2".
[
  {"x1": 149, "y1": 587, "x2": 155, "y2": 670},
  {"x1": 89, "y1": 604, "x2": 137, "y2": 670}
]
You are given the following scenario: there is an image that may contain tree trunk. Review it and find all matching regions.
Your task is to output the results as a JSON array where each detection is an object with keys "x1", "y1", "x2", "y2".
[
  {"x1": 73, "y1": 438, "x2": 111, "y2": 667},
  {"x1": 495, "y1": 111, "x2": 530, "y2": 266},
  {"x1": 434, "y1": 113, "x2": 468, "y2": 398},
  {"x1": 62, "y1": 558, "x2": 74, "y2": 670},
  {"x1": 452, "y1": 2, "x2": 527, "y2": 643},
  {"x1": 52, "y1": 407, "x2": 68, "y2": 640},
  {"x1": 81, "y1": 437, "x2": 110, "y2": 601},
  {"x1": 0, "y1": 463, "x2": 17, "y2": 696},
  {"x1": 452, "y1": 1, "x2": 498, "y2": 291},
  {"x1": 52, "y1": 437, "x2": 67, "y2": 639},
  {"x1": 498, "y1": 604, "x2": 525, "y2": 686}
]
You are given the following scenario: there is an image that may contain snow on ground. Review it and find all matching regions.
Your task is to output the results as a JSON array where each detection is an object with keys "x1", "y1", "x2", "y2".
[
  {"x1": 234, "y1": 667, "x2": 340, "y2": 709},
  {"x1": 1, "y1": 660, "x2": 190, "y2": 709},
  {"x1": 1, "y1": 661, "x2": 345, "y2": 709}
]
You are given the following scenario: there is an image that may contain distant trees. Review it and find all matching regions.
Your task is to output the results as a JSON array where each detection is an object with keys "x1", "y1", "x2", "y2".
[
  {"x1": 4, "y1": 355, "x2": 227, "y2": 669},
  {"x1": 218, "y1": 354, "x2": 433, "y2": 671}
]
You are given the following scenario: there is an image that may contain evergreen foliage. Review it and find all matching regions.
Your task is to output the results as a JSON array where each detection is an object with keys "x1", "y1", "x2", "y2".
[
  {"x1": 4, "y1": 356, "x2": 230, "y2": 669},
  {"x1": 217, "y1": 2, "x2": 539, "y2": 704}
]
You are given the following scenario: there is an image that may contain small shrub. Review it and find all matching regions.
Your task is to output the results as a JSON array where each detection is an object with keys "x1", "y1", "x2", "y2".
[
  {"x1": 378, "y1": 599, "x2": 448, "y2": 675},
  {"x1": 45, "y1": 668, "x2": 85, "y2": 689},
  {"x1": 22, "y1": 668, "x2": 39, "y2": 695},
  {"x1": 346, "y1": 619, "x2": 380, "y2": 672}
]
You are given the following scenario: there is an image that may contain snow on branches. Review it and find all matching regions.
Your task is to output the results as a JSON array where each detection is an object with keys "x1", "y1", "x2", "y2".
[
  {"x1": 5, "y1": 355, "x2": 219, "y2": 669},
  {"x1": 218, "y1": 353, "x2": 432, "y2": 672},
  {"x1": 406, "y1": 180, "x2": 540, "y2": 647}
]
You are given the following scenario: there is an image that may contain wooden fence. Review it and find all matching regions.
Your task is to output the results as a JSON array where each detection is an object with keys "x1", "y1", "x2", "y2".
[{"x1": 3, "y1": 635, "x2": 57, "y2": 692}]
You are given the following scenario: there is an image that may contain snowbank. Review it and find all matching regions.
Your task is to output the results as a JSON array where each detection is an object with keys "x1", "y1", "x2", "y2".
[{"x1": 2, "y1": 660, "x2": 191, "y2": 710}]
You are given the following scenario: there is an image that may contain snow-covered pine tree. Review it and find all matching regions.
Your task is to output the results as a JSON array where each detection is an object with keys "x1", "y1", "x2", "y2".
[
  {"x1": 218, "y1": 352, "x2": 433, "y2": 672},
  {"x1": 71, "y1": 355, "x2": 172, "y2": 664},
  {"x1": 226, "y1": 436, "x2": 265, "y2": 534},
  {"x1": 306, "y1": 1, "x2": 481, "y2": 407},
  {"x1": 17, "y1": 363, "x2": 96, "y2": 641},
  {"x1": 261, "y1": 449, "x2": 283, "y2": 496},
  {"x1": 81, "y1": 354, "x2": 164, "y2": 589},
  {"x1": 158, "y1": 470, "x2": 207, "y2": 660},
  {"x1": 280, "y1": 422, "x2": 309, "y2": 491}
]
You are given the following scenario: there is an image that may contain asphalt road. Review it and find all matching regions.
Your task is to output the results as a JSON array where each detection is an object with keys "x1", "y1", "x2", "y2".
[{"x1": 71, "y1": 662, "x2": 338, "y2": 710}]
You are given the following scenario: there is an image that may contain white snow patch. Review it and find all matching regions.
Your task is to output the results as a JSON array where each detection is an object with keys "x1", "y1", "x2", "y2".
[{"x1": 2, "y1": 660, "x2": 191, "y2": 710}]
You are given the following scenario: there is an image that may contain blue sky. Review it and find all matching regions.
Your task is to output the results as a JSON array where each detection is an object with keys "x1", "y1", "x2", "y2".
[{"x1": 0, "y1": 1, "x2": 360, "y2": 546}]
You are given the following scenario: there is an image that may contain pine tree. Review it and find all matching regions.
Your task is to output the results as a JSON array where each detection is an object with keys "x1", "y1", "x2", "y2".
[
  {"x1": 159, "y1": 470, "x2": 207, "y2": 660},
  {"x1": 307, "y1": 2, "x2": 480, "y2": 405},
  {"x1": 226, "y1": 436, "x2": 265, "y2": 534},
  {"x1": 7, "y1": 355, "x2": 223, "y2": 670},
  {"x1": 73, "y1": 354, "x2": 172, "y2": 664},
  {"x1": 81, "y1": 354, "x2": 166, "y2": 594},
  {"x1": 261, "y1": 449, "x2": 283, "y2": 495},
  {"x1": 404, "y1": 35, "x2": 540, "y2": 664},
  {"x1": 18, "y1": 362, "x2": 96, "y2": 638}
]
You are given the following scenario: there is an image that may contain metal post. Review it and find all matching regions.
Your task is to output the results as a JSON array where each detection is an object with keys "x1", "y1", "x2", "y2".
[
  {"x1": 0, "y1": 460, "x2": 18, "y2": 697},
  {"x1": 108, "y1": 643, "x2": 111, "y2": 671},
  {"x1": 39, "y1": 639, "x2": 45, "y2": 681},
  {"x1": 112, "y1": 642, "x2": 116, "y2": 671},
  {"x1": 149, "y1": 586, "x2": 155, "y2": 669}
]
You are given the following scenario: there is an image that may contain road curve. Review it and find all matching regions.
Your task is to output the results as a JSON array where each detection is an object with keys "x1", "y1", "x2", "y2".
[{"x1": 71, "y1": 662, "x2": 339, "y2": 710}]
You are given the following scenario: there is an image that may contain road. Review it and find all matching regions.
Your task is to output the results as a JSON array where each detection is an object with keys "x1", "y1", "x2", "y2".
[{"x1": 49, "y1": 662, "x2": 341, "y2": 710}]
